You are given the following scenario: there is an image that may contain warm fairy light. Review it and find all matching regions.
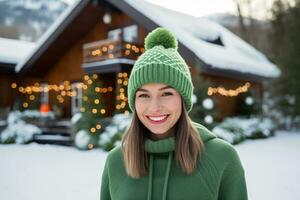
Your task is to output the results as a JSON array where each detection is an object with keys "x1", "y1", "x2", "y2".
[
  {"x1": 117, "y1": 79, "x2": 122, "y2": 84},
  {"x1": 124, "y1": 110, "x2": 129, "y2": 115},
  {"x1": 95, "y1": 87, "x2": 100, "y2": 92},
  {"x1": 120, "y1": 93, "x2": 125, "y2": 100},
  {"x1": 87, "y1": 79, "x2": 93, "y2": 85},
  {"x1": 92, "y1": 74, "x2": 98, "y2": 79},
  {"x1": 80, "y1": 107, "x2": 85, "y2": 112},
  {"x1": 23, "y1": 102, "x2": 28, "y2": 108},
  {"x1": 120, "y1": 88, "x2": 124, "y2": 93},
  {"x1": 100, "y1": 109, "x2": 106, "y2": 114},
  {"x1": 83, "y1": 85, "x2": 88, "y2": 90},
  {"x1": 103, "y1": 88, "x2": 107, "y2": 93},
  {"x1": 208, "y1": 82, "x2": 251, "y2": 97},
  {"x1": 118, "y1": 73, "x2": 123, "y2": 78},
  {"x1": 125, "y1": 50, "x2": 130, "y2": 55},
  {"x1": 102, "y1": 46, "x2": 108, "y2": 52},
  {"x1": 123, "y1": 80, "x2": 128, "y2": 86},
  {"x1": 108, "y1": 44, "x2": 114, "y2": 50},
  {"x1": 116, "y1": 105, "x2": 121, "y2": 110},
  {"x1": 88, "y1": 144, "x2": 94, "y2": 149},
  {"x1": 96, "y1": 124, "x2": 102, "y2": 129},
  {"x1": 84, "y1": 75, "x2": 89, "y2": 81},
  {"x1": 123, "y1": 73, "x2": 128, "y2": 77},
  {"x1": 92, "y1": 108, "x2": 97, "y2": 114},
  {"x1": 29, "y1": 95, "x2": 35, "y2": 100},
  {"x1": 18, "y1": 87, "x2": 24, "y2": 92},
  {"x1": 108, "y1": 54, "x2": 114, "y2": 58},
  {"x1": 83, "y1": 96, "x2": 88, "y2": 101},
  {"x1": 11, "y1": 83, "x2": 17, "y2": 88},
  {"x1": 90, "y1": 128, "x2": 96, "y2": 133},
  {"x1": 61, "y1": 91, "x2": 66, "y2": 96},
  {"x1": 94, "y1": 99, "x2": 100, "y2": 104},
  {"x1": 108, "y1": 86, "x2": 113, "y2": 92}
]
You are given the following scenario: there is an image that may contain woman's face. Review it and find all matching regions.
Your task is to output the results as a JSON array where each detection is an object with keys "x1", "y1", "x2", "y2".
[{"x1": 135, "y1": 83, "x2": 182, "y2": 140}]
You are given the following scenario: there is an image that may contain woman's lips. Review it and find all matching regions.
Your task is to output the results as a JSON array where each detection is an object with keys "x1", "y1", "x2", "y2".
[{"x1": 146, "y1": 114, "x2": 170, "y2": 124}]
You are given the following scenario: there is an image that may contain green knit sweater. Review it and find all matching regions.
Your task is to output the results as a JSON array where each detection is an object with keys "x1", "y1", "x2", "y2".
[{"x1": 100, "y1": 122, "x2": 248, "y2": 200}]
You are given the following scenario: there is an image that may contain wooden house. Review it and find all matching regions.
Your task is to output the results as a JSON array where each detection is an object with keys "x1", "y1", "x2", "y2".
[{"x1": 1, "y1": 0, "x2": 280, "y2": 120}]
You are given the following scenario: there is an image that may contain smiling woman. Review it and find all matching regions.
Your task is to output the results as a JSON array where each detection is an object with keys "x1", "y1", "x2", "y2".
[{"x1": 100, "y1": 27, "x2": 248, "y2": 200}]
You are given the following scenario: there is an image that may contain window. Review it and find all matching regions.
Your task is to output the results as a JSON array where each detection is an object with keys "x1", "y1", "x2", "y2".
[
  {"x1": 108, "y1": 24, "x2": 138, "y2": 42},
  {"x1": 71, "y1": 82, "x2": 83, "y2": 115},
  {"x1": 123, "y1": 25, "x2": 138, "y2": 42}
]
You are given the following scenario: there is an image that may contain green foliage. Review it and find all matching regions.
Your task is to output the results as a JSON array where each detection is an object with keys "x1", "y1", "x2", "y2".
[
  {"x1": 189, "y1": 74, "x2": 217, "y2": 129},
  {"x1": 236, "y1": 90, "x2": 261, "y2": 117},
  {"x1": 269, "y1": 0, "x2": 300, "y2": 127},
  {"x1": 145, "y1": 27, "x2": 178, "y2": 50},
  {"x1": 74, "y1": 75, "x2": 106, "y2": 149}
]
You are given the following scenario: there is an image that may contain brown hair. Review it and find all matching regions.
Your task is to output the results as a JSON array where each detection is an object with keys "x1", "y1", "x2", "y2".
[{"x1": 121, "y1": 102, "x2": 204, "y2": 179}]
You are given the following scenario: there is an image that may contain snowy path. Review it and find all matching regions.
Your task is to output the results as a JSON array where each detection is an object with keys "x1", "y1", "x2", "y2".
[{"x1": 0, "y1": 131, "x2": 299, "y2": 200}]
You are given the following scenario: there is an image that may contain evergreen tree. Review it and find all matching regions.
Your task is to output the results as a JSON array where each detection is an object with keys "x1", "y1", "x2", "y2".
[
  {"x1": 75, "y1": 74, "x2": 106, "y2": 149},
  {"x1": 190, "y1": 74, "x2": 217, "y2": 129},
  {"x1": 236, "y1": 89, "x2": 261, "y2": 117},
  {"x1": 269, "y1": 0, "x2": 300, "y2": 128}
]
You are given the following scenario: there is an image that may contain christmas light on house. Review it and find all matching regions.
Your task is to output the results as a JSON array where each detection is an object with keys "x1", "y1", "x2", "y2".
[{"x1": 207, "y1": 82, "x2": 251, "y2": 97}]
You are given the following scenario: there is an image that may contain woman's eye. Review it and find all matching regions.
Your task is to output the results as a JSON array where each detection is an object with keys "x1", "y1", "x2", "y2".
[
  {"x1": 162, "y1": 92, "x2": 173, "y2": 96},
  {"x1": 138, "y1": 94, "x2": 149, "y2": 98}
]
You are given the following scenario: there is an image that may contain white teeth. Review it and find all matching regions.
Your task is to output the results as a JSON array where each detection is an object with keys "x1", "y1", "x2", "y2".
[{"x1": 148, "y1": 115, "x2": 168, "y2": 121}]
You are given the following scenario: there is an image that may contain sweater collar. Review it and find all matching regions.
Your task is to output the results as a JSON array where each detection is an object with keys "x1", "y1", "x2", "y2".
[{"x1": 145, "y1": 136, "x2": 175, "y2": 153}]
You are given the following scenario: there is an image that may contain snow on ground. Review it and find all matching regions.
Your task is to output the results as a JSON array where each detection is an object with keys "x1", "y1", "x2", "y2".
[
  {"x1": 235, "y1": 130, "x2": 300, "y2": 200},
  {"x1": 0, "y1": 131, "x2": 299, "y2": 200}
]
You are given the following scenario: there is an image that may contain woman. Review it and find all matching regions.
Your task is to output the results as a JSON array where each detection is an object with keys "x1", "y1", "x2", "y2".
[{"x1": 100, "y1": 28, "x2": 248, "y2": 200}]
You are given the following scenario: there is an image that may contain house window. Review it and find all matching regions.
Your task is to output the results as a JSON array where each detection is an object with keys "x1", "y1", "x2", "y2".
[
  {"x1": 71, "y1": 82, "x2": 83, "y2": 115},
  {"x1": 108, "y1": 24, "x2": 138, "y2": 42},
  {"x1": 108, "y1": 28, "x2": 122, "y2": 40},
  {"x1": 123, "y1": 25, "x2": 138, "y2": 42}
]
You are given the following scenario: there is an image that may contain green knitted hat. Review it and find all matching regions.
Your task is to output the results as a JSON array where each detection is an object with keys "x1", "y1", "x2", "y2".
[{"x1": 127, "y1": 27, "x2": 194, "y2": 112}]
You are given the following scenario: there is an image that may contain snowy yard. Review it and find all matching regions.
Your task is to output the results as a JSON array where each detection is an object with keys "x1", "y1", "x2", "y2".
[{"x1": 0, "y1": 131, "x2": 299, "y2": 200}]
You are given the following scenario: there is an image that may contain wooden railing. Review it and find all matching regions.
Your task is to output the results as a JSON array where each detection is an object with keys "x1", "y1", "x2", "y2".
[{"x1": 83, "y1": 39, "x2": 144, "y2": 63}]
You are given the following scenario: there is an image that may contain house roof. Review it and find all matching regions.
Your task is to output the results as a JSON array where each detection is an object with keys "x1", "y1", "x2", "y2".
[
  {"x1": 0, "y1": 37, "x2": 35, "y2": 74},
  {"x1": 110, "y1": 0, "x2": 280, "y2": 80},
  {"x1": 15, "y1": 0, "x2": 280, "y2": 81},
  {"x1": 15, "y1": 0, "x2": 102, "y2": 76}
]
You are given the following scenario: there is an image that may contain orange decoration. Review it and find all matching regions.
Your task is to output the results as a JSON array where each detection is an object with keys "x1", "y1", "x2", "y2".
[{"x1": 40, "y1": 104, "x2": 51, "y2": 113}]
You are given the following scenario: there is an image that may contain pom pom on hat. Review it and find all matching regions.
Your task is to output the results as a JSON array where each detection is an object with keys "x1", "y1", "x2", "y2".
[{"x1": 145, "y1": 27, "x2": 178, "y2": 50}]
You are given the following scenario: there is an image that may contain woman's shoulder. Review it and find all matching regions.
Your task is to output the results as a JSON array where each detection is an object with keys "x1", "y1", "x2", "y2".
[
  {"x1": 105, "y1": 145, "x2": 123, "y2": 166},
  {"x1": 193, "y1": 122, "x2": 242, "y2": 166}
]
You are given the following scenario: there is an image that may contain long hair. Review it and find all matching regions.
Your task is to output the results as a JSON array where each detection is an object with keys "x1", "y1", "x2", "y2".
[{"x1": 121, "y1": 102, "x2": 204, "y2": 179}]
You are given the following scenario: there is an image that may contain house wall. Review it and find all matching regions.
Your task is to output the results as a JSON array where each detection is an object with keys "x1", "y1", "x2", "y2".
[
  {"x1": 43, "y1": 11, "x2": 136, "y2": 117},
  {"x1": 203, "y1": 74, "x2": 262, "y2": 120}
]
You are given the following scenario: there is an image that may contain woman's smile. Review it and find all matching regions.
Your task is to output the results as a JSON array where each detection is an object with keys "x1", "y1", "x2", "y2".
[{"x1": 146, "y1": 114, "x2": 170, "y2": 124}]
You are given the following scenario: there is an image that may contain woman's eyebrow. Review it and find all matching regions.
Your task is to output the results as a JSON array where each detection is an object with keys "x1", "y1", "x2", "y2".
[{"x1": 137, "y1": 86, "x2": 172, "y2": 92}]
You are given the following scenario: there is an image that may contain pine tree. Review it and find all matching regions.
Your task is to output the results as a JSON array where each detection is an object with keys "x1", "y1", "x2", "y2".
[
  {"x1": 75, "y1": 74, "x2": 106, "y2": 149},
  {"x1": 189, "y1": 74, "x2": 217, "y2": 129},
  {"x1": 269, "y1": 0, "x2": 300, "y2": 128}
]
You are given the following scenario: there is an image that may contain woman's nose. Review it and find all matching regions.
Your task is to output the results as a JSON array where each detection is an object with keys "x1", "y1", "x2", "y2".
[{"x1": 148, "y1": 97, "x2": 162, "y2": 112}]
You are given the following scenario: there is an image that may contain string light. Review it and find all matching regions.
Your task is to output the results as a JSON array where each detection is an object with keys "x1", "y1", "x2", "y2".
[
  {"x1": 92, "y1": 108, "x2": 97, "y2": 114},
  {"x1": 100, "y1": 109, "x2": 106, "y2": 114},
  {"x1": 11, "y1": 83, "x2": 17, "y2": 88},
  {"x1": 88, "y1": 144, "x2": 94, "y2": 149},
  {"x1": 96, "y1": 124, "x2": 102, "y2": 129},
  {"x1": 208, "y1": 82, "x2": 251, "y2": 97},
  {"x1": 90, "y1": 128, "x2": 96, "y2": 133},
  {"x1": 23, "y1": 102, "x2": 28, "y2": 108}
]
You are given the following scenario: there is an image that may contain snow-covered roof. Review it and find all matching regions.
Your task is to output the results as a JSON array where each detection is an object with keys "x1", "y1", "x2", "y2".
[
  {"x1": 0, "y1": 37, "x2": 35, "y2": 64},
  {"x1": 15, "y1": 0, "x2": 83, "y2": 73},
  {"x1": 124, "y1": 0, "x2": 280, "y2": 78}
]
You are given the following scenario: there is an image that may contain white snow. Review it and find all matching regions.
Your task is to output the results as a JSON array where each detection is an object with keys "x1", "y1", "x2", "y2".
[
  {"x1": 124, "y1": 0, "x2": 280, "y2": 78},
  {"x1": 0, "y1": 37, "x2": 35, "y2": 64},
  {"x1": 0, "y1": 131, "x2": 299, "y2": 200}
]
